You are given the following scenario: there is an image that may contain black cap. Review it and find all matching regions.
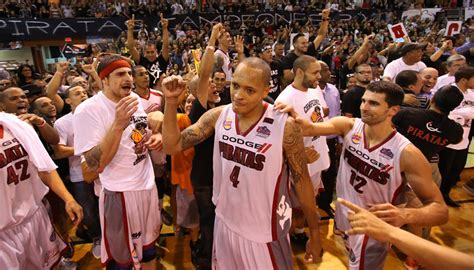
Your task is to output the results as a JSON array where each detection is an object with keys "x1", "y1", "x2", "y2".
[
  {"x1": 433, "y1": 85, "x2": 463, "y2": 113},
  {"x1": 400, "y1": 42, "x2": 426, "y2": 56},
  {"x1": 21, "y1": 84, "x2": 43, "y2": 98}
]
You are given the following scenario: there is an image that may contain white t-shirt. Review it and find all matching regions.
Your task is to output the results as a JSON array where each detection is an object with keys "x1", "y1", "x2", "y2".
[
  {"x1": 214, "y1": 49, "x2": 232, "y2": 81},
  {"x1": 447, "y1": 86, "x2": 474, "y2": 150},
  {"x1": 383, "y1": 58, "x2": 427, "y2": 81},
  {"x1": 73, "y1": 92, "x2": 154, "y2": 192},
  {"x1": 432, "y1": 74, "x2": 454, "y2": 93},
  {"x1": 55, "y1": 112, "x2": 83, "y2": 183},
  {"x1": 276, "y1": 84, "x2": 330, "y2": 176}
]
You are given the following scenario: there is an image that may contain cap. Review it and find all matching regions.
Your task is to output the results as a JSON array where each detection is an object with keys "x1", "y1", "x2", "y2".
[
  {"x1": 22, "y1": 84, "x2": 43, "y2": 98},
  {"x1": 400, "y1": 42, "x2": 426, "y2": 56}
]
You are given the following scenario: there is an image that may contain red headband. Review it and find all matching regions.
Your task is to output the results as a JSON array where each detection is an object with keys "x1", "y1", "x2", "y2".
[{"x1": 99, "y1": 59, "x2": 131, "y2": 80}]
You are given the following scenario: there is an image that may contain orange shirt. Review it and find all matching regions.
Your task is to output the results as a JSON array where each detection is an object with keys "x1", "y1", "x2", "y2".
[{"x1": 171, "y1": 114, "x2": 195, "y2": 194}]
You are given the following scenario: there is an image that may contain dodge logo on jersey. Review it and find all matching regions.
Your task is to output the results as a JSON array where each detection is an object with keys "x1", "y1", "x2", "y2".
[{"x1": 344, "y1": 145, "x2": 392, "y2": 185}]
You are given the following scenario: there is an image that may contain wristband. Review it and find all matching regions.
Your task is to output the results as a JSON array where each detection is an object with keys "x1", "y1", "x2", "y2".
[{"x1": 37, "y1": 119, "x2": 46, "y2": 128}]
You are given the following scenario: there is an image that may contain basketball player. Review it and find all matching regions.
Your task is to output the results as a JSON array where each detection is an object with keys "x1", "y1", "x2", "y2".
[
  {"x1": 277, "y1": 81, "x2": 448, "y2": 270},
  {"x1": 162, "y1": 57, "x2": 322, "y2": 268},
  {"x1": 0, "y1": 111, "x2": 83, "y2": 269},
  {"x1": 73, "y1": 54, "x2": 163, "y2": 269}
]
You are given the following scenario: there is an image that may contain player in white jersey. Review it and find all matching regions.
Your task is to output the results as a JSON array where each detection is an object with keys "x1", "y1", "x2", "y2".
[
  {"x1": 162, "y1": 57, "x2": 323, "y2": 268},
  {"x1": 0, "y1": 111, "x2": 83, "y2": 269},
  {"x1": 277, "y1": 80, "x2": 448, "y2": 270},
  {"x1": 73, "y1": 55, "x2": 163, "y2": 270}
]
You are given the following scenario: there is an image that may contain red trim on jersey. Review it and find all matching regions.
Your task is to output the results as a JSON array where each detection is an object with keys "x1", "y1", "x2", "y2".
[
  {"x1": 363, "y1": 126, "x2": 397, "y2": 153},
  {"x1": 235, "y1": 102, "x2": 268, "y2": 137},
  {"x1": 150, "y1": 90, "x2": 163, "y2": 97},
  {"x1": 266, "y1": 243, "x2": 278, "y2": 269},
  {"x1": 271, "y1": 164, "x2": 285, "y2": 241},
  {"x1": 0, "y1": 125, "x2": 3, "y2": 139},
  {"x1": 391, "y1": 182, "x2": 405, "y2": 204},
  {"x1": 359, "y1": 235, "x2": 370, "y2": 270}
]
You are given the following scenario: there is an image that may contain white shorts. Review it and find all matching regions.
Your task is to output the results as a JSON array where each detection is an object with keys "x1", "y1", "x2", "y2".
[
  {"x1": 310, "y1": 171, "x2": 323, "y2": 193},
  {"x1": 340, "y1": 232, "x2": 389, "y2": 270},
  {"x1": 176, "y1": 186, "x2": 199, "y2": 229},
  {"x1": 0, "y1": 204, "x2": 66, "y2": 270},
  {"x1": 212, "y1": 216, "x2": 293, "y2": 270},
  {"x1": 99, "y1": 184, "x2": 161, "y2": 268}
]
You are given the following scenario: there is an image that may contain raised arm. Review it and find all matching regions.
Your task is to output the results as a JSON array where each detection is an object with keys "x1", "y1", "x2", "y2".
[
  {"x1": 283, "y1": 117, "x2": 322, "y2": 262},
  {"x1": 162, "y1": 75, "x2": 222, "y2": 154},
  {"x1": 312, "y1": 9, "x2": 330, "y2": 51},
  {"x1": 82, "y1": 96, "x2": 139, "y2": 173},
  {"x1": 46, "y1": 61, "x2": 69, "y2": 113},
  {"x1": 196, "y1": 23, "x2": 224, "y2": 107},
  {"x1": 81, "y1": 63, "x2": 103, "y2": 90},
  {"x1": 160, "y1": 14, "x2": 170, "y2": 62},
  {"x1": 126, "y1": 15, "x2": 141, "y2": 63},
  {"x1": 348, "y1": 34, "x2": 373, "y2": 70}
]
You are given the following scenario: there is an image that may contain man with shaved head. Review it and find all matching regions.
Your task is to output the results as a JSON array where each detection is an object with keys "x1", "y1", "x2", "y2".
[{"x1": 420, "y1": 68, "x2": 439, "y2": 95}]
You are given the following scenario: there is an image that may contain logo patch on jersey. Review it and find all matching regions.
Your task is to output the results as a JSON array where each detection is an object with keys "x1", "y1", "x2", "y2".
[
  {"x1": 380, "y1": 148, "x2": 394, "y2": 159},
  {"x1": 129, "y1": 118, "x2": 150, "y2": 166},
  {"x1": 263, "y1": 117, "x2": 274, "y2": 124},
  {"x1": 351, "y1": 133, "x2": 362, "y2": 144},
  {"x1": 223, "y1": 118, "x2": 232, "y2": 130},
  {"x1": 426, "y1": 121, "x2": 441, "y2": 133},
  {"x1": 256, "y1": 126, "x2": 271, "y2": 138}
]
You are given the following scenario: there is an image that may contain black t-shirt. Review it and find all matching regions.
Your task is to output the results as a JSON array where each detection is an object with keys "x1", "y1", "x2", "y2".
[
  {"x1": 422, "y1": 54, "x2": 448, "y2": 75},
  {"x1": 268, "y1": 60, "x2": 283, "y2": 101},
  {"x1": 341, "y1": 85, "x2": 365, "y2": 118},
  {"x1": 138, "y1": 54, "x2": 168, "y2": 88},
  {"x1": 392, "y1": 108, "x2": 463, "y2": 162},
  {"x1": 188, "y1": 99, "x2": 215, "y2": 187},
  {"x1": 280, "y1": 43, "x2": 318, "y2": 71}
]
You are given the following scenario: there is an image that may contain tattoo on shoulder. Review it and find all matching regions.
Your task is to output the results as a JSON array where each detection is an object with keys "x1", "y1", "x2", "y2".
[
  {"x1": 283, "y1": 120, "x2": 308, "y2": 184},
  {"x1": 181, "y1": 107, "x2": 222, "y2": 150},
  {"x1": 84, "y1": 146, "x2": 102, "y2": 171}
]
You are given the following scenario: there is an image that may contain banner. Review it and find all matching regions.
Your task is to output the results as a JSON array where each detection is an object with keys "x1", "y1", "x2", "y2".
[
  {"x1": 445, "y1": 21, "x2": 463, "y2": 36},
  {"x1": 0, "y1": 10, "x2": 375, "y2": 42},
  {"x1": 402, "y1": 8, "x2": 442, "y2": 21},
  {"x1": 466, "y1": 7, "x2": 474, "y2": 20}
]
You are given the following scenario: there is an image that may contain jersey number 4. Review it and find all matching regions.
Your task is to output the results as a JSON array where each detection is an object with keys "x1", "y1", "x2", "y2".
[
  {"x1": 7, "y1": 160, "x2": 30, "y2": 185},
  {"x1": 230, "y1": 165, "x2": 241, "y2": 188},
  {"x1": 349, "y1": 170, "x2": 367, "y2": 194}
]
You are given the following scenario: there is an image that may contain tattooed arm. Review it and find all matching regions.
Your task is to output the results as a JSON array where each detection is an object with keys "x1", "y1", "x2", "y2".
[
  {"x1": 283, "y1": 117, "x2": 322, "y2": 263},
  {"x1": 162, "y1": 97, "x2": 223, "y2": 154}
]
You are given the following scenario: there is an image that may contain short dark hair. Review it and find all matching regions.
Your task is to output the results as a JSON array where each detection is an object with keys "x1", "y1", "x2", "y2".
[
  {"x1": 292, "y1": 55, "x2": 317, "y2": 74},
  {"x1": 292, "y1": 33, "x2": 306, "y2": 45},
  {"x1": 433, "y1": 85, "x2": 463, "y2": 114},
  {"x1": 132, "y1": 65, "x2": 146, "y2": 77},
  {"x1": 395, "y1": 70, "x2": 419, "y2": 89},
  {"x1": 64, "y1": 85, "x2": 84, "y2": 98},
  {"x1": 366, "y1": 81, "x2": 404, "y2": 107},
  {"x1": 454, "y1": 66, "x2": 474, "y2": 83}
]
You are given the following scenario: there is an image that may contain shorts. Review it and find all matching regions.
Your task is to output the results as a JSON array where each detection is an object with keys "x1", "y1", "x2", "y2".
[
  {"x1": 0, "y1": 204, "x2": 66, "y2": 269},
  {"x1": 100, "y1": 184, "x2": 161, "y2": 268},
  {"x1": 212, "y1": 216, "x2": 293, "y2": 270},
  {"x1": 176, "y1": 186, "x2": 199, "y2": 229},
  {"x1": 340, "y1": 231, "x2": 389, "y2": 270}
]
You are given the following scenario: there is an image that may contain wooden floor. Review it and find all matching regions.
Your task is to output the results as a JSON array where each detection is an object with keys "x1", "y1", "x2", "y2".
[{"x1": 72, "y1": 169, "x2": 474, "y2": 270}]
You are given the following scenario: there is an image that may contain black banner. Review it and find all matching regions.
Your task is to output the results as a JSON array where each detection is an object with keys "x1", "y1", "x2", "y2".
[{"x1": 0, "y1": 10, "x2": 374, "y2": 42}]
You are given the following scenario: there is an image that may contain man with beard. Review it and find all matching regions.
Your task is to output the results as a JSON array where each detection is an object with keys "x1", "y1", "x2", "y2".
[
  {"x1": 276, "y1": 55, "x2": 329, "y2": 245},
  {"x1": 342, "y1": 64, "x2": 373, "y2": 118},
  {"x1": 53, "y1": 85, "x2": 102, "y2": 258},
  {"x1": 127, "y1": 14, "x2": 170, "y2": 89},
  {"x1": 73, "y1": 54, "x2": 163, "y2": 269},
  {"x1": 277, "y1": 81, "x2": 448, "y2": 270}
]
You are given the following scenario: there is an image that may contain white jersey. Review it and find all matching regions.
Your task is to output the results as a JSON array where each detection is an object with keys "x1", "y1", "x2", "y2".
[
  {"x1": 214, "y1": 49, "x2": 232, "y2": 81},
  {"x1": 73, "y1": 92, "x2": 155, "y2": 192},
  {"x1": 54, "y1": 112, "x2": 83, "y2": 182},
  {"x1": 139, "y1": 89, "x2": 164, "y2": 113},
  {"x1": 335, "y1": 119, "x2": 411, "y2": 232},
  {"x1": 0, "y1": 125, "x2": 49, "y2": 230},
  {"x1": 276, "y1": 84, "x2": 330, "y2": 176},
  {"x1": 432, "y1": 74, "x2": 454, "y2": 93},
  {"x1": 447, "y1": 87, "x2": 474, "y2": 150},
  {"x1": 213, "y1": 103, "x2": 292, "y2": 243},
  {"x1": 136, "y1": 89, "x2": 166, "y2": 165}
]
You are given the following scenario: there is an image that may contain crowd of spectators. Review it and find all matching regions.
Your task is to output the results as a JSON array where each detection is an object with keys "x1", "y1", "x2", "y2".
[{"x1": 0, "y1": 0, "x2": 467, "y2": 19}]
